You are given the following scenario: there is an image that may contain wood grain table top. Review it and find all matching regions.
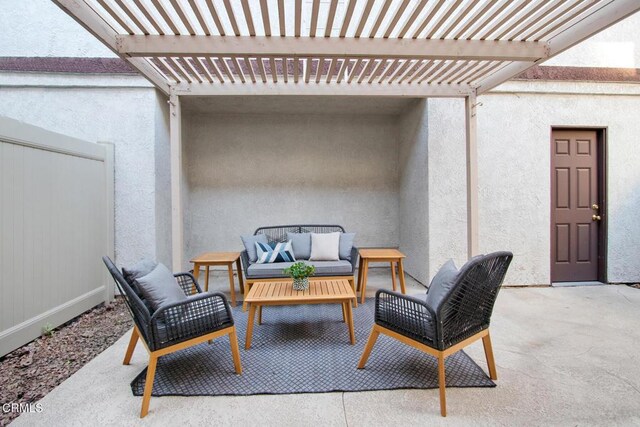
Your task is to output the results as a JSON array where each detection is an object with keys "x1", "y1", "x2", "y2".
[
  {"x1": 246, "y1": 279, "x2": 355, "y2": 304},
  {"x1": 190, "y1": 251, "x2": 241, "y2": 263},
  {"x1": 358, "y1": 248, "x2": 406, "y2": 259}
]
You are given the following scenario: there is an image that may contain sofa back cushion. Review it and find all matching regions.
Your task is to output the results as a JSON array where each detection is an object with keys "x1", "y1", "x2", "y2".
[
  {"x1": 287, "y1": 232, "x2": 312, "y2": 260},
  {"x1": 339, "y1": 233, "x2": 356, "y2": 260},
  {"x1": 241, "y1": 234, "x2": 269, "y2": 263}
]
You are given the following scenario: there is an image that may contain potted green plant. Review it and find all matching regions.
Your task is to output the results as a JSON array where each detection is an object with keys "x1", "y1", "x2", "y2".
[{"x1": 284, "y1": 262, "x2": 316, "y2": 291}]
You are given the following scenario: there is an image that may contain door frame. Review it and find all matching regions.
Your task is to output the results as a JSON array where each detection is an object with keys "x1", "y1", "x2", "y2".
[{"x1": 550, "y1": 126, "x2": 608, "y2": 283}]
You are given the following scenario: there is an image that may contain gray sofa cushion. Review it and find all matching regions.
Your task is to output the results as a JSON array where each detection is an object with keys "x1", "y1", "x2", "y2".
[
  {"x1": 286, "y1": 232, "x2": 311, "y2": 260},
  {"x1": 339, "y1": 233, "x2": 356, "y2": 260},
  {"x1": 247, "y1": 260, "x2": 353, "y2": 279},
  {"x1": 136, "y1": 263, "x2": 188, "y2": 312},
  {"x1": 241, "y1": 234, "x2": 269, "y2": 263},
  {"x1": 426, "y1": 259, "x2": 459, "y2": 310}
]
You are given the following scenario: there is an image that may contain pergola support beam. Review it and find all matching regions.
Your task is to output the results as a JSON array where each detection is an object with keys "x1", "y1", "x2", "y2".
[
  {"x1": 116, "y1": 35, "x2": 549, "y2": 62},
  {"x1": 169, "y1": 94, "x2": 184, "y2": 271},
  {"x1": 465, "y1": 93, "x2": 479, "y2": 258},
  {"x1": 172, "y1": 82, "x2": 473, "y2": 97}
]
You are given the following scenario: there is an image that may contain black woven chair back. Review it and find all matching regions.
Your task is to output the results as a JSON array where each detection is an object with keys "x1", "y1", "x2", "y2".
[
  {"x1": 437, "y1": 251, "x2": 513, "y2": 349},
  {"x1": 102, "y1": 256, "x2": 152, "y2": 344},
  {"x1": 254, "y1": 224, "x2": 346, "y2": 244}
]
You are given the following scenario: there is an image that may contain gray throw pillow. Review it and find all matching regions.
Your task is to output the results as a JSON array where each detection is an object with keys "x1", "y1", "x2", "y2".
[
  {"x1": 136, "y1": 263, "x2": 188, "y2": 312},
  {"x1": 287, "y1": 232, "x2": 312, "y2": 260},
  {"x1": 241, "y1": 234, "x2": 269, "y2": 263},
  {"x1": 426, "y1": 259, "x2": 459, "y2": 310},
  {"x1": 122, "y1": 259, "x2": 157, "y2": 296},
  {"x1": 339, "y1": 233, "x2": 356, "y2": 260}
]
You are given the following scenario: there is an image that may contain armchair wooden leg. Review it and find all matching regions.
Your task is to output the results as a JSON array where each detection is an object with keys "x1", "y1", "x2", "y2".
[
  {"x1": 229, "y1": 328, "x2": 243, "y2": 374},
  {"x1": 482, "y1": 331, "x2": 498, "y2": 380},
  {"x1": 123, "y1": 328, "x2": 139, "y2": 365},
  {"x1": 357, "y1": 326, "x2": 380, "y2": 368},
  {"x1": 438, "y1": 354, "x2": 447, "y2": 417},
  {"x1": 341, "y1": 303, "x2": 346, "y2": 322},
  {"x1": 140, "y1": 354, "x2": 158, "y2": 418},
  {"x1": 258, "y1": 306, "x2": 263, "y2": 325}
]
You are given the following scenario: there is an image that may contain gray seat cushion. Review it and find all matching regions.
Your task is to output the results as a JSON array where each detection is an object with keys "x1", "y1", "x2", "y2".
[
  {"x1": 241, "y1": 234, "x2": 269, "y2": 263},
  {"x1": 247, "y1": 260, "x2": 353, "y2": 279},
  {"x1": 136, "y1": 263, "x2": 188, "y2": 312},
  {"x1": 426, "y1": 259, "x2": 459, "y2": 310}
]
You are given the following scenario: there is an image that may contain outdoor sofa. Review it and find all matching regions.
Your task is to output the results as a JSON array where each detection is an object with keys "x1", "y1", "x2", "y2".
[{"x1": 240, "y1": 225, "x2": 358, "y2": 305}]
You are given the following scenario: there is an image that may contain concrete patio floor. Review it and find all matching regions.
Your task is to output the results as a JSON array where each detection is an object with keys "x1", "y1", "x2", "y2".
[{"x1": 12, "y1": 269, "x2": 640, "y2": 426}]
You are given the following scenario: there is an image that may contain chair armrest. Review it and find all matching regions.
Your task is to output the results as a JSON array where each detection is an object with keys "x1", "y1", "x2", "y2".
[
  {"x1": 240, "y1": 250, "x2": 250, "y2": 276},
  {"x1": 174, "y1": 272, "x2": 203, "y2": 295},
  {"x1": 149, "y1": 292, "x2": 234, "y2": 350},
  {"x1": 375, "y1": 289, "x2": 439, "y2": 348},
  {"x1": 349, "y1": 246, "x2": 359, "y2": 272}
]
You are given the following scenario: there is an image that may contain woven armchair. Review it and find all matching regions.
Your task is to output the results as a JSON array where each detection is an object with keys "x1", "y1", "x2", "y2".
[
  {"x1": 358, "y1": 251, "x2": 513, "y2": 417},
  {"x1": 102, "y1": 256, "x2": 242, "y2": 417}
]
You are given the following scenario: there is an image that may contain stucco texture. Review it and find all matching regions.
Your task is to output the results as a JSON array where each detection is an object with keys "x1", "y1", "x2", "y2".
[
  {"x1": 0, "y1": 0, "x2": 115, "y2": 58},
  {"x1": 183, "y1": 111, "x2": 401, "y2": 261},
  {"x1": 398, "y1": 99, "x2": 430, "y2": 285},
  {"x1": 477, "y1": 89, "x2": 640, "y2": 284},
  {"x1": 0, "y1": 83, "x2": 169, "y2": 268}
]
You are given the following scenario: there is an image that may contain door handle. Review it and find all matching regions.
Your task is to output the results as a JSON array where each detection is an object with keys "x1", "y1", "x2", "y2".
[
  {"x1": 592, "y1": 215, "x2": 601, "y2": 221},
  {"x1": 592, "y1": 204, "x2": 599, "y2": 211}
]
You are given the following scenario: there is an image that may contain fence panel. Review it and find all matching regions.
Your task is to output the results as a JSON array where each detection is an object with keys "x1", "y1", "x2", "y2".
[{"x1": 0, "y1": 117, "x2": 114, "y2": 356}]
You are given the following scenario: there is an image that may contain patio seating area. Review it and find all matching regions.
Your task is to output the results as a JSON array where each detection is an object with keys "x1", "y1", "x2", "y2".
[
  {"x1": 10, "y1": 277, "x2": 640, "y2": 426},
  {"x1": 2, "y1": 1, "x2": 640, "y2": 425}
]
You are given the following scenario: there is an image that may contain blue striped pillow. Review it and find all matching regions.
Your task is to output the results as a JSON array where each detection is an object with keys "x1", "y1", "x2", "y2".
[{"x1": 255, "y1": 240, "x2": 296, "y2": 264}]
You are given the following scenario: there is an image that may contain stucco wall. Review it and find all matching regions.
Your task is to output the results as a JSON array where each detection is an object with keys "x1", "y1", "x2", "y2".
[
  {"x1": 0, "y1": 0, "x2": 115, "y2": 58},
  {"x1": 183, "y1": 112, "x2": 400, "y2": 260},
  {"x1": 545, "y1": 12, "x2": 640, "y2": 68},
  {"x1": 476, "y1": 82, "x2": 640, "y2": 284},
  {"x1": 0, "y1": 74, "x2": 166, "y2": 268},
  {"x1": 398, "y1": 99, "x2": 430, "y2": 285},
  {"x1": 154, "y1": 91, "x2": 172, "y2": 267},
  {"x1": 425, "y1": 83, "x2": 640, "y2": 285},
  {"x1": 426, "y1": 99, "x2": 469, "y2": 280}
]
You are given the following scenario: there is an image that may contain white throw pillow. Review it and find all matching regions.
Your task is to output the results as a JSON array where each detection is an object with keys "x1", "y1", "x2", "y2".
[{"x1": 309, "y1": 232, "x2": 341, "y2": 261}]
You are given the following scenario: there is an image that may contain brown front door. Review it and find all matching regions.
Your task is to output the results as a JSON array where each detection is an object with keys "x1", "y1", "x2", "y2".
[{"x1": 551, "y1": 129, "x2": 602, "y2": 282}]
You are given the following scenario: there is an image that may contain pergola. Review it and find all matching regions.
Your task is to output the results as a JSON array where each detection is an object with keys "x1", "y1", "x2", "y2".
[{"x1": 54, "y1": 0, "x2": 640, "y2": 269}]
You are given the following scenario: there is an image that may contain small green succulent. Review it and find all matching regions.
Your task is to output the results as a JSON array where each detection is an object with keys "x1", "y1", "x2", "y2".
[{"x1": 283, "y1": 262, "x2": 315, "y2": 279}]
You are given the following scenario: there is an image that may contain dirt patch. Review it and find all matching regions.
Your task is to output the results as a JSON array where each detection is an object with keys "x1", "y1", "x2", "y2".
[
  {"x1": 0, "y1": 297, "x2": 132, "y2": 426},
  {"x1": 629, "y1": 283, "x2": 640, "y2": 289}
]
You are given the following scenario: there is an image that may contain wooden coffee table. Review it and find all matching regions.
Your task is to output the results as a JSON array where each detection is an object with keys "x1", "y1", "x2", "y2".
[{"x1": 244, "y1": 279, "x2": 356, "y2": 349}]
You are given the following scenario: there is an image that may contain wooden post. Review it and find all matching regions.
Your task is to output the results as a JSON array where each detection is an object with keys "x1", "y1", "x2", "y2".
[
  {"x1": 465, "y1": 93, "x2": 479, "y2": 258},
  {"x1": 169, "y1": 93, "x2": 184, "y2": 271}
]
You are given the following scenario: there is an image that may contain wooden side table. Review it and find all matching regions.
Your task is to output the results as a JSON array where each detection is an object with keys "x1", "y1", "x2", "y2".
[
  {"x1": 190, "y1": 252, "x2": 245, "y2": 306},
  {"x1": 357, "y1": 248, "x2": 407, "y2": 304}
]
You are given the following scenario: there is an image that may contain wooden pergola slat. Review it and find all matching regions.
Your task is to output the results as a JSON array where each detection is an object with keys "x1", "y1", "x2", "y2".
[{"x1": 54, "y1": 0, "x2": 639, "y2": 97}]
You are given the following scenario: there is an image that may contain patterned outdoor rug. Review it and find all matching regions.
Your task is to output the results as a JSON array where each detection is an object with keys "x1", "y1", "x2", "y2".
[{"x1": 131, "y1": 301, "x2": 495, "y2": 396}]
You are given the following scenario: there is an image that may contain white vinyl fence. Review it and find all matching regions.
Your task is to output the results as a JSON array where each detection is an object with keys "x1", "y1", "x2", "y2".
[{"x1": 0, "y1": 117, "x2": 114, "y2": 357}]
